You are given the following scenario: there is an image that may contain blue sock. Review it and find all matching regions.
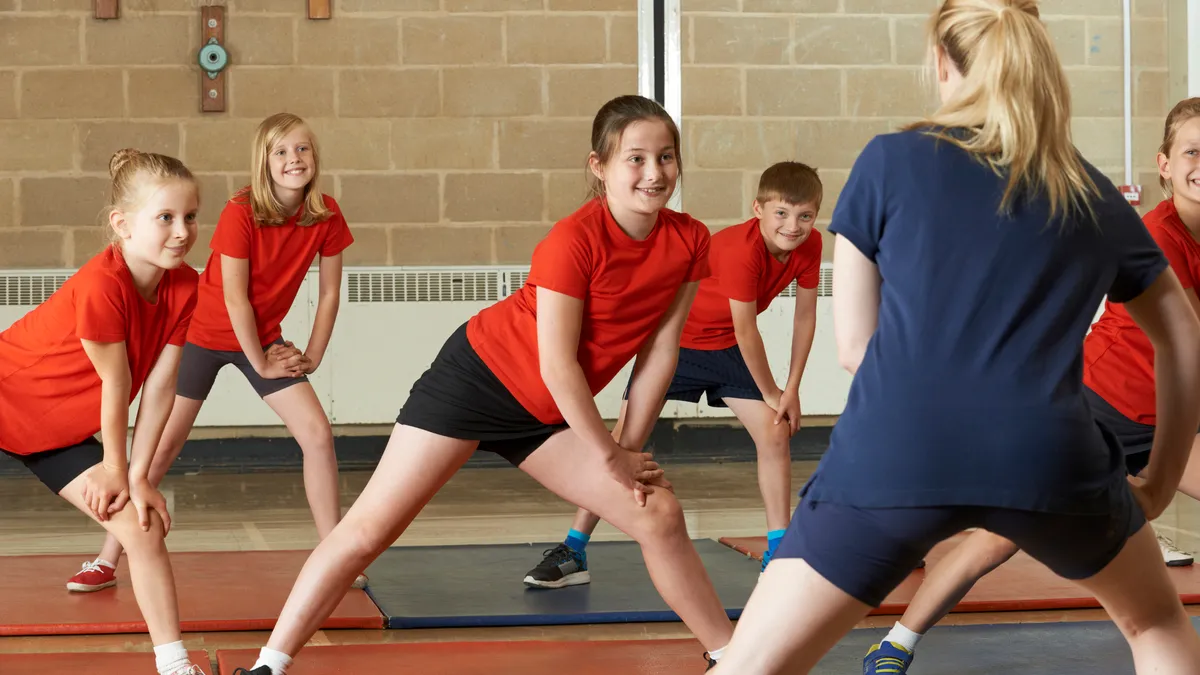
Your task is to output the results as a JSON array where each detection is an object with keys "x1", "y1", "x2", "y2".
[
  {"x1": 565, "y1": 529, "x2": 591, "y2": 553},
  {"x1": 766, "y1": 529, "x2": 786, "y2": 557}
]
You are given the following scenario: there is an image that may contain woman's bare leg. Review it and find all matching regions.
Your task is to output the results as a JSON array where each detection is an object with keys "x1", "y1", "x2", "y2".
[
  {"x1": 710, "y1": 558, "x2": 873, "y2": 674},
  {"x1": 1071, "y1": 523, "x2": 1200, "y2": 673}
]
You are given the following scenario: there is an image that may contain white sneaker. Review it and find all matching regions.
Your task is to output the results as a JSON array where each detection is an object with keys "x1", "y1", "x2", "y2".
[
  {"x1": 1158, "y1": 534, "x2": 1194, "y2": 567},
  {"x1": 166, "y1": 665, "x2": 207, "y2": 675}
]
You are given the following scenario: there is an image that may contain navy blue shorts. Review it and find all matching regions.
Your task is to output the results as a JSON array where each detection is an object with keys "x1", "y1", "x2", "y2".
[
  {"x1": 624, "y1": 346, "x2": 761, "y2": 408},
  {"x1": 775, "y1": 481, "x2": 1145, "y2": 607}
]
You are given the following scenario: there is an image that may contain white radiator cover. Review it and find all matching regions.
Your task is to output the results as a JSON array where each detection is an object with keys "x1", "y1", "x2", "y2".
[{"x1": 0, "y1": 263, "x2": 832, "y2": 426}]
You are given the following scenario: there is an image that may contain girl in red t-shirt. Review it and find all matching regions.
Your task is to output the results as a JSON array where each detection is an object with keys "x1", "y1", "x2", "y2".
[
  {"x1": 73, "y1": 113, "x2": 360, "y2": 593},
  {"x1": 0, "y1": 149, "x2": 207, "y2": 675},
  {"x1": 228, "y1": 95, "x2": 735, "y2": 675}
]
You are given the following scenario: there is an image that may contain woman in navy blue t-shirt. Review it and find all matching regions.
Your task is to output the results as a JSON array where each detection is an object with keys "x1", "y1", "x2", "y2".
[{"x1": 709, "y1": 1, "x2": 1200, "y2": 673}]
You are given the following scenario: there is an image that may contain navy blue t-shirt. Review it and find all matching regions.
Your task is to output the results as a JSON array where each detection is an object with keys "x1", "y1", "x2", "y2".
[{"x1": 808, "y1": 128, "x2": 1168, "y2": 514}]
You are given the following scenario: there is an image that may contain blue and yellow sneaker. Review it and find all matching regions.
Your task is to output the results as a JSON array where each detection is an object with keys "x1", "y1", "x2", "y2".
[{"x1": 863, "y1": 641, "x2": 913, "y2": 674}]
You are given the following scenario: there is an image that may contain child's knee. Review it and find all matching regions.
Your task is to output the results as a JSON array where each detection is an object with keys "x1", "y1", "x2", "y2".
[
  {"x1": 110, "y1": 510, "x2": 167, "y2": 555},
  {"x1": 341, "y1": 520, "x2": 393, "y2": 562},
  {"x1": 633, "y1": 492, "x2": 688, "y2": 540},
  {"x1": 299, "y1": 420, "x2": 336, "y2": 454},
  {"x1": 758, "y1": 422, "x2": 792, "y2": 457}
]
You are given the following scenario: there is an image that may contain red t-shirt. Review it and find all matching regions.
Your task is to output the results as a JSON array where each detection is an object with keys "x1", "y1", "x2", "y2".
[
  {"x1": 680, "y1": 218, "x2": 822, "y2": 350},
  {"x1": 187, "y1": 192, "x2": 354, "y2": 351},
  {"x1": 0, "y1": 246, "x2": 198, "y2": 455},
  {"x1": 467, "y1": 197, "x2": 712, "y2": 424},
  {"x1": 1084, "y1": 199, "x2": 1200, "y2": 425}
]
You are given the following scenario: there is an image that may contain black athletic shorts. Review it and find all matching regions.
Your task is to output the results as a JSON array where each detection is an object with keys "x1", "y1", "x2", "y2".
[
  {"x1": 397, "y1": 322, "x2": 568, "y2": 467},
  {"x1": 176, "y1": 338, "x2": 308, "y2": 401},
  {"x1": 623, "y1": 345, "x2": 762, "y2": 408},
  {"x1": 1085, "y1": 385, "x2": 1169, "y2": 477},
  {"x1": 2, "y1": 437, "x2": 104, "y2": 494}
]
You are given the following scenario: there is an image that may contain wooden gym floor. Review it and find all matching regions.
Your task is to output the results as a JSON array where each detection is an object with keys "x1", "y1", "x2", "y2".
[{"x1": 2, "y1": 456, "x2": 1199, "y2": 672}]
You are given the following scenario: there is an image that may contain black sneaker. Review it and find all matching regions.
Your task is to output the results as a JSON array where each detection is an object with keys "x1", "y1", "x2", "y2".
[
  {"x1": 704, "y1": 652, "x2": 718, "y2": 671},
  {"x1": 522, "y1": 543, "x2": 590, "y2": 589},
  {"x1": 232, "y1": 668, "x2": 272, "y2": 675}
]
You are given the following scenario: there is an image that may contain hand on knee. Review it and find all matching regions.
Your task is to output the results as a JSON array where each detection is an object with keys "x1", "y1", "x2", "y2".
[
  {"x1": 755, "y1": 424, "x2": 792, "y2": 460},
  {"x1": 633, "y1": 492, "x2": 688, "y2": 541},
  {"x1": 111, "y1": 510, "x2": 168, "y2": 556}
]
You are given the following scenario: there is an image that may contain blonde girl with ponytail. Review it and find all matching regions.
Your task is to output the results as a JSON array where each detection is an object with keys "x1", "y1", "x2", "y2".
[
  {"x1": 710, "y1": 2, "x2": 1200, "y2": 673},
  {"x1": 0, "y1": 149, "x2": 208, "y2": 674}
]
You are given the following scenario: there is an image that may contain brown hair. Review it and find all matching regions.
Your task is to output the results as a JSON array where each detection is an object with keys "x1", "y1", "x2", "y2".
[
  {"x1": 907, "y1": 0, "x2": 1097, "y2": 222},
  {"x1": 105, "y1": 148, "x2": 196, "y2": 245},
  {"x1": 1159, "y1": 97, "x2": 1200, "y2": 196},
  {"x1": 756, "y1": 161, "x2": 822, "y2": 208},
  {"x1": 587, "y1": 95, "x2": 682, "y2": 199},
  {"x1": 238, "y1": 112, "x2": 332, "y2": 227}
]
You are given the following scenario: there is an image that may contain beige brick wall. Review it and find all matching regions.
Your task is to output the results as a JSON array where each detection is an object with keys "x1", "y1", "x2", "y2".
[
  {"x1": 681, "y1": 0, "x2": 1174, "y2": 260},
  {"x1": 0, "y1": 0, "x2": 1180, "y2": 269},
  {"x1": 0, "y1": 0, "x2": 637, "y2": 268}
]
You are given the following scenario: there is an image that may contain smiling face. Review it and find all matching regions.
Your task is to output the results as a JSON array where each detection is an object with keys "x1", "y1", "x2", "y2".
[
  {"x1": 754, "y1": 198, "x2": 819, "y2": 257},
  {"x1": 589, "y1": 118, "x2": 679, "y2": 225},
  {"x1": 267, "y1": 124, "x2": 315, "y2": 205},
  {"x1": 111, "y1": 178, "x2": 199, "y2": 271},
  {"x1": 1160, "y1": 115, "x2": 1200, "y2": 209}
]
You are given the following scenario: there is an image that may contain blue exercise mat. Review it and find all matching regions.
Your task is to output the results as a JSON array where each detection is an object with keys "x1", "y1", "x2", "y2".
[
  {"x1": 814, "y1": 617, "x2": 1200, "y2": 673},
  {"x1": 363, "y1": 539, "x2": 759, "y2": 629}
]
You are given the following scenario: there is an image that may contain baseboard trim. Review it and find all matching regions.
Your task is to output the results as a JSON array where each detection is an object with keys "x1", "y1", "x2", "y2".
[{"x1": 0, "y1": 421, "x2": 832, "y2": 476}]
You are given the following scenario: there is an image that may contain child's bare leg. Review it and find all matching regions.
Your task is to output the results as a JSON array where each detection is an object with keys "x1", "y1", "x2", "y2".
[{"x1": 95, "y1": 396, "x2": 203, "y2": 568}]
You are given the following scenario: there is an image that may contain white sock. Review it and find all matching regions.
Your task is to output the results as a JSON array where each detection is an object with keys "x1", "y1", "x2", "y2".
[
  {"x1": 708, "y1": 645, "x2": 727, "y2": 661},
  {"x1": 253, "y1": 647, "x2": 293, "y2": 675},
  {"x1": 154, "y1": 641, "x2": 189, "y2": 675},
  {"x1": 95, "y1": 558, "x2": 116, "y2": 569},
  {"x1": 883, "y1": 621, "x2": 923, "y2": 652}
]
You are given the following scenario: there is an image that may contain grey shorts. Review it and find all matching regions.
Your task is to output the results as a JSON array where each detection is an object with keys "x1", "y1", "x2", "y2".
[{"x1": 177, "y1": 339, "x2": 308, "y2": 401}]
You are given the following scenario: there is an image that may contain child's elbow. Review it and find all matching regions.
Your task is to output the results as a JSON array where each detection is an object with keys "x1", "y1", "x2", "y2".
[{"x1": 539, "y1": 354, "x2": 569, "y2": 388}]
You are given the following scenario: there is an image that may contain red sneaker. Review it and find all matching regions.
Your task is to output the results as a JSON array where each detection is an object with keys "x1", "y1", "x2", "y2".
[{"x1": 66, "y1": 559, "x2": 117, "y2": 592}]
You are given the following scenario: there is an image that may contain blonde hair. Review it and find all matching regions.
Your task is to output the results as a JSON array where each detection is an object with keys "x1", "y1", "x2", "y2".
[
  {"x1": 1159, "y1": 97, "x2": 1200, "y2": 197},
  {"x1": 240, "y1": 112, "x2": 331, "y2": 227},
  {"x1": 587, "y1": 95, "x2": 682, "y2": 200},
  {"x1": 105, "y1": 148, "x2": 196, "y2": 245},
  {"x1": 907, "y1": 0, "x2": 1097, "y2": 222}
]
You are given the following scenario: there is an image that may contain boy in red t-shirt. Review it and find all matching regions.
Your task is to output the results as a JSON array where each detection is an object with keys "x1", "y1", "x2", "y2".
[{"x1": 523, "y1": 162, "x2": 825, "y2": 587}]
